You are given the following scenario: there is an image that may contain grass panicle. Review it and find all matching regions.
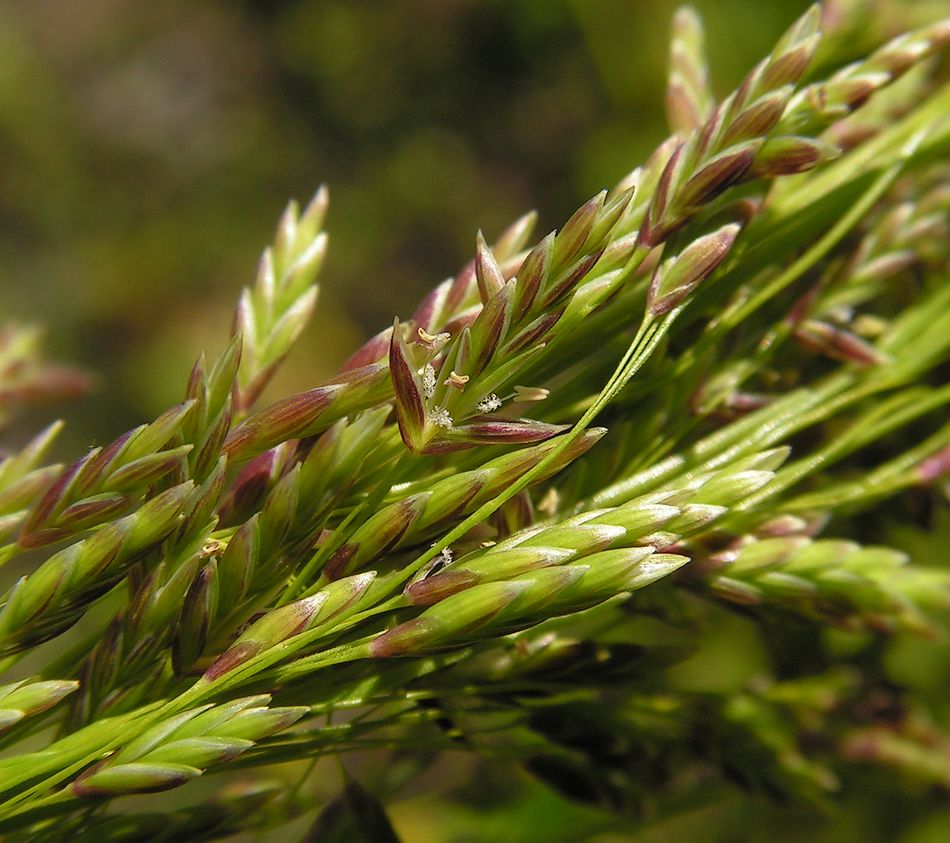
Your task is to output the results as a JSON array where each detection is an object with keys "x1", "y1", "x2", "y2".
[{"x1": 1, "y1": 4, "x2": 949, "y2": 840}]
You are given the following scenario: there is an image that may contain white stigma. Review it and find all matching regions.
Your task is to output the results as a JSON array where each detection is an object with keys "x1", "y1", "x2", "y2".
[
  {"x1": 422, "y1": 364, "x2": 437, "y2": 399},
  {"x1": 429, "y1": 406, "x2": 453, "y2": 428},
  {"x1": 476, "y1": 393, "x2": 503, "y2": 413}
]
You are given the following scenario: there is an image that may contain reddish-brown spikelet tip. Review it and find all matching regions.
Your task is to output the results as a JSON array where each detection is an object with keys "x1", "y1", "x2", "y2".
[
  {"x1": 917, "y1": 446, "x2": 950, "y2": 484},
  {"x1": 389, "y1": 319, "x2": 426, "y2": 448},
  {"x1": 681, "y1": 143, "x2": 758, "y2": 209},
  {"x1": 323, "y1": 543, "x2": 358, "y2": 581},
  {"x1": 648, "y1": 223, "x2": 740, "y2": 316},
  {"x1": 405, "y1": 570, "x2": 480, "y2": 606},
  {"x1": 202, "y1": 641, "x2": 261, "y2": 683},
  {"x1": 475, "y1": 231, "x2": 505, "y2": 302},
  {"x1": 424, "y1": 419, "x2": 569, "y2": 453},
  {"x1": 368, "y1": 618, "x2": 434, "y2": 658},
  {"x1": 753, "y1": 136, "x2": 840, "y2": 176},
  {"x1": 223, "y1": 388, "x2": 335, "y2": 457},
  {"x1": 72, "y1": 764, "x2": 198, "y2": 797},
  {"x1": 552, "y1": 191, "x2": 604, "y2": 268},
  {"x1": 722, "y1": 90, "x2": 790, "y2": 146},
  {"x1": 342, "y1": 327, "x2": 392, "y2": 372},
  {"x1": 795, "y1": 320, "x2": 885, "y2": 366},
  {"x1": 763, "y1": 33, "x2": 819, "y2": 89}
]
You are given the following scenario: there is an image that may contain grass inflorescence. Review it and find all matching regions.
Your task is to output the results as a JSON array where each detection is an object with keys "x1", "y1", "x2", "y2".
[{"x1": 1, "y1": 3, "x2": 950, "y2": 840}]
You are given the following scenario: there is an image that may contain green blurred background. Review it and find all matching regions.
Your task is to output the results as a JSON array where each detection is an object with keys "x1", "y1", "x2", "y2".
[{"x1": 3, "y1": 1, "x2": 950, "y2": 840}]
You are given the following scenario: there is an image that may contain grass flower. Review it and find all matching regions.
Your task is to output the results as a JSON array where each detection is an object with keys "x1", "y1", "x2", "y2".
[{"x1": 1, "y1": 3, "x2": 949, "y2": 840}]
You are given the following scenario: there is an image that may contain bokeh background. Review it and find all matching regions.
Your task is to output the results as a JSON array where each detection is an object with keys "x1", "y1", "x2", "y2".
[{"x1": 3, "y1": 1, "x2": 950, "y2": 841}]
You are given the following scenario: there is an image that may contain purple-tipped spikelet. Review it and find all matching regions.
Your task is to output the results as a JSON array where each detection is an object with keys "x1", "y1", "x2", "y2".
[
  {"x1": 794, "y1": 319, "x2": 887, "y2": 366},
  {"x1": 376, "y1": 550, "x2": 688, "y2": 657},
  {"x1": 16, "y1": 402, "x2": 195, "y2": 549},
  {"x1": 666, "y1": 7, "x2": 713, "y2": 136},
  {"x1": 647, "y1": 222, "x2": 741, "y2": 315},
  {"x1": 474, "y1": 231, "x2": 506, "y2": 304},
  {"x1": 223, "y1": 363, "x2": 392, "y2": 461},
  {"x1": 0, "y1": 679, "x2": 79, "y2": 734},
  {"x1": 751, "y1": 135, "x2": 841, "y2": 176},
  {"x1": 72, "y1": 696, "x2": 306, "y2": 796},
  {"x1": 324, "y1": 430, "x2": 605, "y2": 580},
  {"x1": 0, "y1": 481, "x2": 194, "y2": 655},
  {"x1": 639, "y1": 6, "x2": 822, "y2": 247},
  {"x1": 701, "y1": 537, "x2": 948, "y2": 635},
  {"x1": 203, "y1": 572, "x2": 376, "y2": 681}
]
